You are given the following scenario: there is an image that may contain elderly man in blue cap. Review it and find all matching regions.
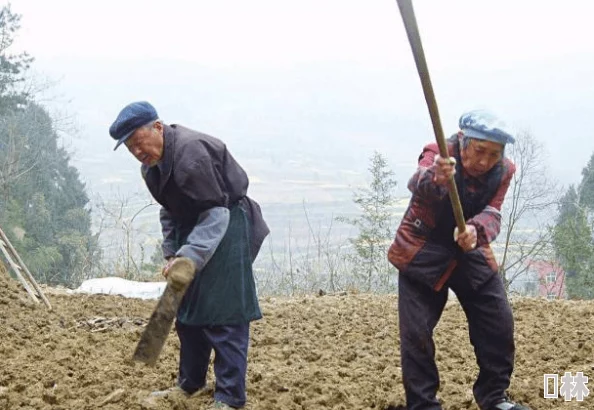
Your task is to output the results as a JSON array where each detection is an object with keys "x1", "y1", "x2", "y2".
[
  {"x1": 109, "y1": 101, "x2": 269, "y2": 410},
  {"x1": 388, "y1": 110, "x2": 530, "y2": 410}
]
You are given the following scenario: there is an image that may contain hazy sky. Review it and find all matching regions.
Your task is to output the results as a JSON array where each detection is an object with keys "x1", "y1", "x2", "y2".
[{"x1": 8, "y1": 0, "x2": 594, "y2": 200}]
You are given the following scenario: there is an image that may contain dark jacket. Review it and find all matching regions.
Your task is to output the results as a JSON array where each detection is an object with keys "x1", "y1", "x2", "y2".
[
  {"x1": 141, "y1": 124, "x2": 269, "y2": 325},
  {"x1": 388, "y1": 135, "x2": 515, "y2": 290},
  {"x1": 142, "y1": 124, "x2": 269, "y2": 260}
]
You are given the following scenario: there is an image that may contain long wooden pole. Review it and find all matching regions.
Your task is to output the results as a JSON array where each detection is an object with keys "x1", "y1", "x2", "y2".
[{"x1": 396, "y1": 0, "x2": 466, "y2": 234}]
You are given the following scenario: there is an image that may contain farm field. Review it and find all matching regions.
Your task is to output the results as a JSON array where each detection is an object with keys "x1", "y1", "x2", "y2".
[{"x1": 0, "y1": 271, "x2": 592, "y2": 410}]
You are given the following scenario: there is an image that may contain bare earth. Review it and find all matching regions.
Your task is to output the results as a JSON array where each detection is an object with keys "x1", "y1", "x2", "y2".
[{"x1": 0, "y1": 271, "x2": 592, "y2": 410}]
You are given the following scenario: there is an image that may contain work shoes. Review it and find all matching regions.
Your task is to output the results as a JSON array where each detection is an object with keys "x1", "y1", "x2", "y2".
[
  {"x1": 490, "y1": 399, "x2": 531, "y2": 410},
  {"x1": 150, "y1": 383, "x2": 208, "y2": 398},
  {"x1": 211, "y1": 400, "x2": 235, "y2": 409},
  {"x1": 150, "y1": 385, "x2": 189, "y2": 398}
]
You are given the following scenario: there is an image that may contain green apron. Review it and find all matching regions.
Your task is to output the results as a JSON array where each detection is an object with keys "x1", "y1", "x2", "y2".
[{"x1": 176, "y1": 205, "x2": 262, "y2": 326}]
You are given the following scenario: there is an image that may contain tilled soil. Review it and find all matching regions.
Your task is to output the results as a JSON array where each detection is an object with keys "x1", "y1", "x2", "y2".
[{"x1": 0, "y1": 270, "x2": 592, "y2": 410}]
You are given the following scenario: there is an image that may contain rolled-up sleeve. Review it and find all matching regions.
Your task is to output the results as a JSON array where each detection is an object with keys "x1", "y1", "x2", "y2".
[{"x1": 175, "y1": 206, "x2": 230, "y2": 272}]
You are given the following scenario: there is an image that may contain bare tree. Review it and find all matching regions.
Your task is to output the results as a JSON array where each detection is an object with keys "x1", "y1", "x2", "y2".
[
  {"x1": 93, "y1": 191, "x2": 158, "y2": 279},
  {"x1": 497, "y1": 132, "x2": 560, "y2": 291},
  {"x1": 255, "y1": 204, "x2": 353, "y2": 297},
  {"x1": 305, "y1": 212, "x2": 348, "y2": 294}
]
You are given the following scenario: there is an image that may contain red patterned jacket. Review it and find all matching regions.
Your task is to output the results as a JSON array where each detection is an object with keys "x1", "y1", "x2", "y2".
[{"x1": 388, "y1": 135, "x2": 516, "y2": 290}]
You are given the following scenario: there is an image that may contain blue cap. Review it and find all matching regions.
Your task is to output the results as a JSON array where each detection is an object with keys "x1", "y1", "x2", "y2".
[
  {"x1": 459, "y1": 110, "x2": 515, "y2": 145},
  {"x1": 109, "y1": 101, "x2": 159, "y2": 150}
]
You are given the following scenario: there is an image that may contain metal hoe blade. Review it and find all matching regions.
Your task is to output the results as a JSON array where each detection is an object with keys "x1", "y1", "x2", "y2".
[{"x1": 132, "y1": 257, "x2": 196, "y2": 366}]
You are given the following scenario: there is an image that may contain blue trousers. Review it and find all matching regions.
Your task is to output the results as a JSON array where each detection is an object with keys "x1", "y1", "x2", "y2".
[{"x1": 175, "y1": 321, "x2": 250, "y2": 408}]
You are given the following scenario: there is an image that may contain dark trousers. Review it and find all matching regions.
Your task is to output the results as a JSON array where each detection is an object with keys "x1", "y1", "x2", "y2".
[
  {"x1": 398, "y1": 269, "x2": 515, "y2": 410},
  {"x1": 175, "y1": 322, "x2": 250, "y2": 408}
]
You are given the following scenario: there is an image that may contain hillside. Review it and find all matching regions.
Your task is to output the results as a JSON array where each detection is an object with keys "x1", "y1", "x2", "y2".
[{"x1": 0, "y1": 271, "x2": 592, "y2": 410}]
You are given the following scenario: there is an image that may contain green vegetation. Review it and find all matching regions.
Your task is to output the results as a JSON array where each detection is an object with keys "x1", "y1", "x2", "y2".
[
  {"x1": 553, "y1": 153, "x2": 594, "y2": 299},
  {"x1": 0, "y1": 6, "x2": 99, "y2": 286}
]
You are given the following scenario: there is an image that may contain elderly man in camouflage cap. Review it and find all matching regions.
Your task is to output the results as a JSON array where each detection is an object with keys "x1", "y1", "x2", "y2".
[
  {"x1": 109, "y1": 101, "x2": 269, "y2": 410},
  {"x1": 388, "y1": 110, "x2": 530, "y2": 410}
]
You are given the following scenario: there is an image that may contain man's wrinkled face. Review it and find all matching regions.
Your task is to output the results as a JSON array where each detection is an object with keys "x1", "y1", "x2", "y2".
[
  {"x1": 124, "y1": 121, "x2": 164, "y2": 167},
  {"x1": 460, "y1": 138, "x2": 504, "y2": 177}
]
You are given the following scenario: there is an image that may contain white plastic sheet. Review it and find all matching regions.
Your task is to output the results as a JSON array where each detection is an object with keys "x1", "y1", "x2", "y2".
[{"x1": 75, "y1": 277, "x2": 166, "y2": 300}]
